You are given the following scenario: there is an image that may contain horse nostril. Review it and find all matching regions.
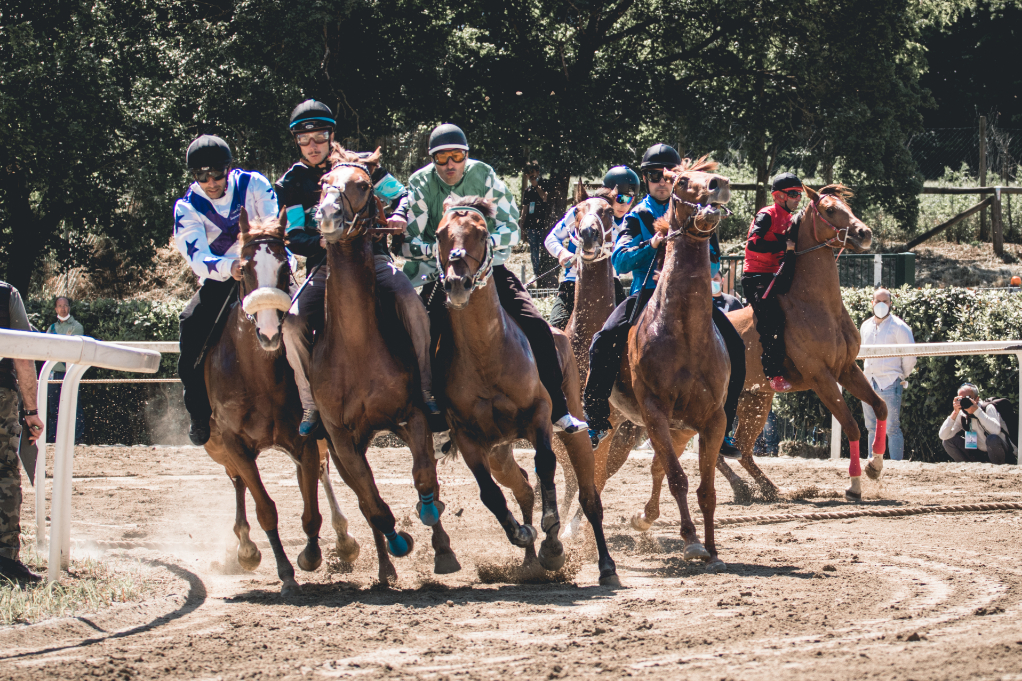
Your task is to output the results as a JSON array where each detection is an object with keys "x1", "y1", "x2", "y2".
[{"x1": 708, "y1": 178, "x2": 718, "y2": 190}]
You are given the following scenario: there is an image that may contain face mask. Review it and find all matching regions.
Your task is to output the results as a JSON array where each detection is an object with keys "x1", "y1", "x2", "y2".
[
  {"x1": 873, "y1": 302, "x2": 890, "y2": 319},
  {"x1": 711, "y1": 281, "x2": 722, "y2": 295},
  {"x1": 57, "y1": 313, "x2": 70, "y2": 322}
]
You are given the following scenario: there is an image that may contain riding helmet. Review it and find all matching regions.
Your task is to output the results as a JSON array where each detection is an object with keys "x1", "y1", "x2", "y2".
[
  {"x1": 428, "y1": 124, "x2": 469, "y2": 155},
  {"x1": 771, "y1": 172, "x2": 803, "y2": 192},
  {"x1": 639, "y1": 143, "x2": 682, "y2": 170},
  {"x1": 186, "y1": 135, "x2": 232, "y2": 170},
  {"x1": 289, "y1": 99, "x2": 336, "y2": 132},
  {"x1": 603, "y1": 166, "x2": 640, "y2": 194}
]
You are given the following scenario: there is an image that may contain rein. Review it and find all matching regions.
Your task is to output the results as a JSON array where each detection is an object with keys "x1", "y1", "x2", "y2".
[
  {"x1": 435, "y1": 206, "x2": 495, "y2": 302},
  {"x1": 316, "y1": 163, "x2": 387, "y2": 239}
]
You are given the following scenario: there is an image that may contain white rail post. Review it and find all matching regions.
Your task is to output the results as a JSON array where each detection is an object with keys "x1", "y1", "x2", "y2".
[
  {"x1": 48, "y1": 362, "x2": 90, "y2": 581},
  {"x1": 34, "y1": 359, "x2": 58, "y2": 552},
  {"x1": 874, "y1": 254, "x2": 883, "y2": 287}
]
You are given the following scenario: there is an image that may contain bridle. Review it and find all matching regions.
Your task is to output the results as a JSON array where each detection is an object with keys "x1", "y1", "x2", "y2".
[
  {"x1": 664, "y1": 175, "x2": 731, "y2": 241},
  {"x1": 315, "y1": 162, "x2": 384, "y2": 239},
  {"x1": 239, "y1": 235, "x2": 291, "y2": 330},
  {"x1": 796, "y1": 194, "x2": 851, "y2": 259},
  {"x1": 568, "y1": 197, "x2": 615, "y2": 263},
  {"x1": 435, "y1": 205, "x2": 494, "y2": 302}
]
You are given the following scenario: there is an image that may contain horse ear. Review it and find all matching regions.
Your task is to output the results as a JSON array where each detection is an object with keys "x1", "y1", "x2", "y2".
[
  {"x1": 804, "y1": 185, "x2": 819, "y2": 203},
  {"x1": 574, "y1": 180, "x2": 589, "y2": 204},
  {"x1": 239, "y1": 206, "x2": 250, "y2": 234}
]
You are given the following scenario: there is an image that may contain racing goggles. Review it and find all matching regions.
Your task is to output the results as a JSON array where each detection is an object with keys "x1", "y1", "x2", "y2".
[
  {"x1": 774, "y1": 189, "x2": 803, "y2": 199},
  {"x1": 193, "y1": 167, "x2": 228, "y2": 183},
  {"x1": 615, "y1": 194, "x2": 635, "y2": 205},
  {"x1": 294, "y1": 131, "x2": 331, "y2": 147},
  {"x1": 644, "y1": 169, "x2": 668, "y2": 184},
  {"x1": 432, "y1": 149, "x2": 467, "y2": 165}
]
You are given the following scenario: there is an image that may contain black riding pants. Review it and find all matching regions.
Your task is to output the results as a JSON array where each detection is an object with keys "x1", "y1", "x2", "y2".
[
  {"x1": 422, "y1": 264, "x2": 570, "y2": 422},
  {"x1": 178, "y1": 278, "x2": 237, "y2": 422},
  {"x1": 742, "y1": 272, "x2": 786, "y2": 378},
  {"x1": 583, "y1": 289, "x2": 746, "y2": 435}
]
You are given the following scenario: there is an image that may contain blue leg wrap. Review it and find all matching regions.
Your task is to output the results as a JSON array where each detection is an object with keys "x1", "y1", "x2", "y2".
[
  {"x1": 418, "y1": 492, "x2": 440, "y2": 526},
  {"x1": 385, "y1": 530, "x2": 410, "y2": 557}
]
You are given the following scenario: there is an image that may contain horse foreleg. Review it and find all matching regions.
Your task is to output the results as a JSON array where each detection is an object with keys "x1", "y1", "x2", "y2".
[
  {"x1": 733, "y1": 390, "x2": 776, "y2": 501},
  {"x1": 631, "y1": 451, "x2": 667, "y2": 532},
  {"x1": 459, "y1": 435, "x2": 537, "y2": 549},
  {"x1": 295, "y1": 442, "x2": 324, "y2": 573},
  {"x1": 565, "y1": 418, "x2": 641, "y2": 539},
  {"x1": 317, "y1": 449, "x2": 360, "y2": 563},
  {"x1": 558, "y1": 429, "x2": 619, "y2": 586},
  {"x1": 530, "y1": 418, "x2": 567, "y2": 572},
  {"x1": 489, "y1": 443, "x2": 539, "y2": 565},
  {"x1": 809, "y1": 375, "x2": 865, "y2": 501},
  {"x1": 547, "y1": 437, "x2": 579, "y2": 525},
  {"x1": 232, "y1": 456, "x2": 299, "y2": 596},
  {"x1": 230, "y1": 473, "x2": 261, "y2": 570},
  {"x1": 840, "y1": 364, "x2": 889, "y2": 480},
  {"x1": 698, "y1": 410, "x2": 726, "y2": 572}
]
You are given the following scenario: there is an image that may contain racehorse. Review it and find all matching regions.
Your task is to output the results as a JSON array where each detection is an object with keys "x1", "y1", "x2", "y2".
[
  {"x1": 311, "y1": 147, "x2": 460, "y2": 585},
  {"x1": 609, "y1": 158, "x2": 732, "y2": 570},
  {"x1": 435, "y1": 196, "x2": 620, "y2": 585},
  {"x1": 721, "y1": 184, "x2": 886, "y2": 502},
  {"x1": 203, "y1": 209, "x2": 359, "y2": 595},
  {"x1": 557, "y1": 190, "x2": 645, "y2": 538}
]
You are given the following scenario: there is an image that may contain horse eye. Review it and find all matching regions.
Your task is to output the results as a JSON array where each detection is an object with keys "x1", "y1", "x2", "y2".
[{"x1": 826, "y1": 207, "x2": 835, "y2": 214}]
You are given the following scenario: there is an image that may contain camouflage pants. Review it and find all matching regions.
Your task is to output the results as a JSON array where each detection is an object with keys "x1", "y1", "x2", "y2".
[{"x1": 0, "y1": 387, "x2": 22, "y2": 560}]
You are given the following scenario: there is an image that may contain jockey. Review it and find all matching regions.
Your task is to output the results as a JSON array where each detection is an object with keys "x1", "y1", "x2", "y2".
[
  {"x1": 582, "y1": 144, "x2": 746, "y2": 458},
  {"x1": 391, "y1": 123, "x2": 587, "y2": 434},
  {"x1": 543, "y1": 166, "x2": 635, "y2": 329},
  {"x1": 742, "y1": 172, "x2": 802, "y2": 393},
  {"x1": 174, "y1": 135, "x2": 279, "y2": 445},
  {"x1": 276, "y1": 100, "x2": 442, "y2": 435}
]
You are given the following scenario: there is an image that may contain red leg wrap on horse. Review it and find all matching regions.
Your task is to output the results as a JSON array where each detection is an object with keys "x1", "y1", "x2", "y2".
[
  {"x1": 873, "y1": 420, "x2": 887, "y2": 455},
  {"x1": 848, "y1": 440, "x2": 861, "y2": 477}
]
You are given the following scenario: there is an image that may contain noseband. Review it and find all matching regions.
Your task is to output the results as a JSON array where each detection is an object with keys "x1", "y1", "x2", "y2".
[
  {"x1": 664, "y1": 176, "x2": 731, "y2": 240},
  {"x1": 435, "y1": 205, "x2": 494, "y2": 302},
  {"x1": 569, "y1": 197, "x2": 615, "y2": 262},
  {"x1": 315, "y1": 162, "x2": 381, "y2": 238},
  {"x1": 240, "y1": 235, "x2": 291, "y2": 330}
]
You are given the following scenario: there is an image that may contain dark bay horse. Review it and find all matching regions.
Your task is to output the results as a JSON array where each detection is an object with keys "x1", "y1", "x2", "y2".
[
  {"x1": 203, "y1": 209, "x2": 359, "y2": 595},
  {"x1": 609, "y1": 159, "x2": 732, "y2": 570},
  {"x1": 311, "y1": 149, "x2": 459, "y2": 584},
  {"x1": 723, "y1": 185, "x2": 887, "y2": 501},
  {"x1": 436, "y1": 196, "x2": 619, "y2": 585}
]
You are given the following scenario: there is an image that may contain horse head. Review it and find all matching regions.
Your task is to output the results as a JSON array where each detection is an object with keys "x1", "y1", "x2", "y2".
[
  {"x1": 315, "y1": 144, "x2": 378, "y2": 242},
  {"x1": 436, "y1": 196, "x2": 496, "y2": 310},
  {"x1": 803, "y1": 185, "x2": 872, "y2": 253},
  {"x1": 572, "y1": 192, "x2": 616, "y2": 263},
  {"x1": 662, "y1": 156, "x2": 732, "y2": 240},
  {"x1": 238, "y1": 207, "x2": 292, "y2": 351}
]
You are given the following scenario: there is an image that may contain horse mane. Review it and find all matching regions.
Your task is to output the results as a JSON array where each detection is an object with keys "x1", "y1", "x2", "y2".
[
  {"x1": 326, "y1": 143, "x2": 381, "y2": 173},
  {"x1": 820, "y1": 183, "x2": 854, "y2": 203},
  {"x1": 653, "y1": 216, "x2": 672, "y2": 236},
  {"x1": 443, "y1": 195, "x2": 497, "y2": 219},
  {"x1": 239, "y1": 215, "x2": 285, "y2": 244},
  {"x1": 662, "y1": 155, "x2": 719, "y2": 183}
]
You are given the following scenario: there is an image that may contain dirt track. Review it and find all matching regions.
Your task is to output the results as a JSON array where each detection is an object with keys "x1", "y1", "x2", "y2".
[{"x1": 3, "y1": 444, "x2": 1022, "y2": 680}]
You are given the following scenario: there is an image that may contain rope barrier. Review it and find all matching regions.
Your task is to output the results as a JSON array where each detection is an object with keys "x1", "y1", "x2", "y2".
[
  {"x1": 48, "y1": 379, "x2": 180, "y2": 384},
  {"x1": 71, "y1": 537, "x2": 308, "y2": 551},
  {"x1": 714, "y1": 501, "x2": 1022, "y2": 526}
]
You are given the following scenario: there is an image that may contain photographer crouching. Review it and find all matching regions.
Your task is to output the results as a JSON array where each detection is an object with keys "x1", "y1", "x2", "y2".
[{"x1": 939, "y1": 383, "x2": 1015, "y2": 464}]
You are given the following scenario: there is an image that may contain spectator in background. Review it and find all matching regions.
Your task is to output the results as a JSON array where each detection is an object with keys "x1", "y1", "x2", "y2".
[
  {"x1": 711, "y1": 265, "x2": 743, "y2": 313},
  {"x1": 520, "y1": 162, "x2": 558, "y2": 288},
  {"x1": 940, "y1": 383, "x2": 1014, "y2": 464},
  {"x1": 859, "y1": 288, "x2": 915, "y2": 461},
  {"x1": 45, "y1": 296, "x2": 85, "y2": 444}
]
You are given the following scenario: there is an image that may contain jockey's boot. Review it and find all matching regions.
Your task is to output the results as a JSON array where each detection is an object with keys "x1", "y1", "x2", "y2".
[
  {"x1": 584, "y1": 411, "x2": 611, "y2": 449},
  {"x1": 769, "y1": 376, "x2": 793, "y2": 392},
  {"x1": 188, "y1": 415, "x2": 210, "y2": 446},
  {"x1": 553, "y1": 413, "x2": 587, "y2": 434},
  {"x1": 423, "y1": 391, "x2": 448, "y2": 433},
  {"x1": 299, "y1": 409, "x2": 321, "y2": 437},
  {"x1": 0, "y1": 556, "x2": 42, "y2": 585},
  {"x1": 720, "y1": 434, "x2": 742, "y2": 459}
]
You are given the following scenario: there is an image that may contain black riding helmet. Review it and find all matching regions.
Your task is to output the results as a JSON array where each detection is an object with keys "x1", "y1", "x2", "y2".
[
  {"x1": 603, "y1": 166, "x2": 640, "y2": 194},
  {"x1": 640, "y1": 143, "x2": 682, "y2": 170},
  {"x1": 428, "y1": 123, "x2": 469, "y2": 155},
  {"x1": 289, "y1": 99, "x2": 335, "y2": 133},
  {"x1": 771, "y1": 172, "x2": 803, "y2": 192},
  {"x1": 186, "y1": 135, "x2": 232, "y2": 170}
]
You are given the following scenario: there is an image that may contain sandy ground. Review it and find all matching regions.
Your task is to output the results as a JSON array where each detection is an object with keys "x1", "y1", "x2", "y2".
[{"x1": 2, "y1": 444, "x2": 1022, "y2": 680}]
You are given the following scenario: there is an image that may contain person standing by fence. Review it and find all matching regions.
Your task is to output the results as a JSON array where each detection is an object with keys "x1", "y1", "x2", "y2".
[
  {"x1": 0, "y1": 280, "x2": 45, "y2": 584},
  {"x1": 44, "y1": 296, "x2": 84, "y2": 444},
  {"x1": 520, "y1": 162, "x2": 558, "y2": 288},
  {"x1": 859, "y1": 288, "x2": 915, "y2": 461}
]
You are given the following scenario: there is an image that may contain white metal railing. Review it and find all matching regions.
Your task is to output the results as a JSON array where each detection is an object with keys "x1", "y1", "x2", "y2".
[
  {"x1": 0, "y1": 328, "x2": 161, "y2": 582},
  {"x1": 830, "y1": 341, "x2": 1022, "y2": 467}
]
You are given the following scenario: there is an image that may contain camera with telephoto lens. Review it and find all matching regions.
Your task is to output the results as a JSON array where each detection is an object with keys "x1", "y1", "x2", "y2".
[{"x1": 959, "y1": 396, "x2": 974, "y2": 410}]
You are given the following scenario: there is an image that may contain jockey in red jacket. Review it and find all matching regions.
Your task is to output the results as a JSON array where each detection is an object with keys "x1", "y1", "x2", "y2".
[{"x1": 742, "y1": 172, "x2": 803, "y2": 392}]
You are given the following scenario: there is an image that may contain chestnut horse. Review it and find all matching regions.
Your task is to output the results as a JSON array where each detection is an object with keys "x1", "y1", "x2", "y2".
[
  {"x1": 311, "y1": 150, "x2": 459, "y2": 584},
  {"x1": 557, "y1": 192, "x2": 645, "y2": 538},
  {"x1": 436, "y1": 196, "x2": 619, "y2": 585},
  {"x1": 203, "y1": 209, "x2": 359, "y2": 595},
  {"x1": 609, "y1": 159, "x2": 732, "y2": 570},
  {"x1": 721, "y1": 185, "x2": 887, "y2": 501}
]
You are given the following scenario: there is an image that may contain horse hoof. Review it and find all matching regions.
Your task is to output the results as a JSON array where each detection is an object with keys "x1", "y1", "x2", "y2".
[
  {"x1": 280, "y1": 579, "x2": 301, "y2": 597},
  {"x1": 683, "y1": 542, "x2": 711, "y2": 561},
  {"x1": 538, "y1": 537, "x2": 566, "y2": 572},
  {"x1": 508, "y1": 523, "x2": 537, "y2": 548},
  {"x1": 434, "y1": 551, "x2": 462, "y2": 575},
  {"x1": 237, "y1": 547, "x2": 262, "y2": 572},
  {"x1": 335, "y1": 537, "x2": 361, "y2": 564},
  {"x1": 864, "y1": 460, "x2": 883, "y2": 481},
  {"x1": 379, "y1": 561, "x2": 398, "y2": 586},
  {"x1": 386, "y1": 531, "x2": 415, "y2": 558},
  {"x1": 416, "y1": 499, "x2": 445, "y2": 527},
  {"x1": 599, "y1": 572, "x2": 622, "y2": 587},
  {"x1": 630, "y1": 512, "x2": 653, "y2": 532},
  {"x1": 705, "y1": 558, "x2": 727, "y2": 573},
  {"x1": 731, "y1": 479, "x2": 754, "y2": 505},
  {"x1": 297, "y1": 546, "x2": 322, "y2": 572},
  {"x1": 845, "y1": 488, "x2": 862, "y2": 503}
]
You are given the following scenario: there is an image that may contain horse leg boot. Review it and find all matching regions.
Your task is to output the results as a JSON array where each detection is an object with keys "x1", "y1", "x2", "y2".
[
  {"x1": 459, "y1": 436, "x2": 537, "y2": 549},
  {"x1": 317, "y1": 454, "x2": 360, "y2": 563},
  {"x1": 533, "y1": 426, "x2": 566, "y2": 572},
  {"x1": 230, "y1": 474, "x2": 261, "y2": 570},
  {"x1": 840, "y1": 365, "x2": 889, "y2": 481}
]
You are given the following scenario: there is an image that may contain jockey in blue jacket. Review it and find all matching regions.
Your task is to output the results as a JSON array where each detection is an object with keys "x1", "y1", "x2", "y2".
[
  {"x1": 582, "y1": 144, "x2": 746, "y2": 458},
  {"x1": 543, "y1": 166, "x2": 635, "y2": 329}
]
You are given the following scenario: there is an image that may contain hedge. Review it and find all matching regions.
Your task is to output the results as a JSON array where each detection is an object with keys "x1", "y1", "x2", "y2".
[{"x1": 21, "y1": 289, "x2": 1022, "y2": 452}]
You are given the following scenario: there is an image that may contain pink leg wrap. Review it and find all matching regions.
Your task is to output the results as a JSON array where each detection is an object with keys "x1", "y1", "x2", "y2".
[
  {"x1": 873, "y1": 419, "x2": 887, "y2": 455},
  {"x1": 849, "y1": 440, "x2": 861, "y2": 477}
]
